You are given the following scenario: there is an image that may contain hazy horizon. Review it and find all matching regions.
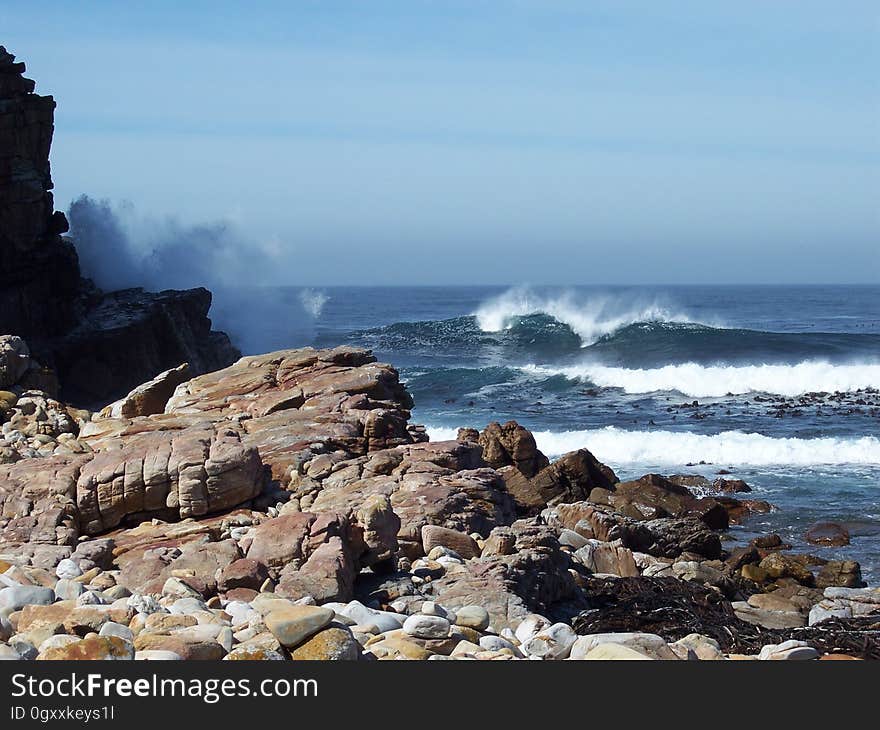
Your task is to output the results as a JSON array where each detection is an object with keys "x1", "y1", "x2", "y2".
[{"x1": 4, "y1": 1, "x2": 879, "y2": 286}]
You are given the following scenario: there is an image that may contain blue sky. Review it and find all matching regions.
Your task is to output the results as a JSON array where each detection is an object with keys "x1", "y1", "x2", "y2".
[{"x1": 4, "y1": 1, "x2": 879, "y2": 284}]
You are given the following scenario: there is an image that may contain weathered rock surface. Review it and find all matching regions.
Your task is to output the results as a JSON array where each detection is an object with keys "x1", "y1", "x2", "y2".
[
  {"x1": 498, "y1": 446, "x2": 617, "y2": 515},
  {"x1": 589, "y1": 473, "x2": 729, "y2": 529},
  {"x1": 543, "y1": 502, "x2": 722, "y2": 559},
  {"x1": 472, "y1": 421, "x2": 549, "y2": 478}
]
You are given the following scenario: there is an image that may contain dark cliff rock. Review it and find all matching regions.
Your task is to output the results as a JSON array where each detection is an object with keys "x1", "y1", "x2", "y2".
[
  {"x1": 0, "y1": 47, "x2": 239, "y2": 404},
  {"x1": 44, "y1": 287, "x2": 241, "y2": 405}
]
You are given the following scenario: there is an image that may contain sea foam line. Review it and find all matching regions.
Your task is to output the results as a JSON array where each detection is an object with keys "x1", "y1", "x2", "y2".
[
  {"x1": 426, "y1": 425, "x2": 880, "y2": 466},
  {"x1": 520, "y1": 360, "x2": 880, "y2": 398}
]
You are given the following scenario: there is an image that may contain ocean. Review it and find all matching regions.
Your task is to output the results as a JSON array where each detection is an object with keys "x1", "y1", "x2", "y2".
[{"x1": 211, "y1": 284, "x2": 880, "y2": 581}]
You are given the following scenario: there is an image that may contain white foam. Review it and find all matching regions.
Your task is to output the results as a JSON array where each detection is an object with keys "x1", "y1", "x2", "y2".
[
  {"x1": 426, "y1": 425, "x2": 880, "y2": 466},
  {"x1": 521, "y1": 360, "x2": 880, "y2": 398},
  {"x1": 474, "y1": 286, "x2": 693, "y2": 345}
]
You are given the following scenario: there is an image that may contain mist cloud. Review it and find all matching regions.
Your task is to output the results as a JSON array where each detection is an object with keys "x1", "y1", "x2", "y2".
[
  {"x1": 66, "y1": 195, "x2": 329, "y2": 355},
  {"x1": 67, "y1": 194, "x2": 281, "y2": 292}
]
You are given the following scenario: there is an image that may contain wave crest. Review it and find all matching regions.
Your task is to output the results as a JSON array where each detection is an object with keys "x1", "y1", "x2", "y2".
[
  {"x1": 521, "y1": 360, "x2": 880, "y2": 398},
  {"x1": 474, "y1": 287, "x2": 694, "y2": 346}
]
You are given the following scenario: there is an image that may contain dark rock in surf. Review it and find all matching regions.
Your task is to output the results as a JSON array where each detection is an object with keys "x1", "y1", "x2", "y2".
[{"x1": 805, "y1": 521, "x2": 851, "y2": 547}]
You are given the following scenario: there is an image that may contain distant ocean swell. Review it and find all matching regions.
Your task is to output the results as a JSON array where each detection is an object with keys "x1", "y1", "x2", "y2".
[{"x1": 425, "y1": 425, "x2": 880, "y2": 466}]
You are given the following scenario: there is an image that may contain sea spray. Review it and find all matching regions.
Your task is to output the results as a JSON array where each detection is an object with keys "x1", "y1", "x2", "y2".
[{"x1": 299, "y1": 288, "x2": 329, "y2": 318}]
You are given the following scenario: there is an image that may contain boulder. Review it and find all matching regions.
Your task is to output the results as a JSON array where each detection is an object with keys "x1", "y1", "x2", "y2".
[
  {"x1": 499, "y1": 448, "x2": 617, "y2": 515},
  {"x1": 265, "y1": 604, "x2": 335, "y2": 649},
  {"x1": 38, "y1": 635, "x2": 134, "y2": 661},
  {"x1": 816, "y1": 560, "x2": 864, "y2": 589},
  {"x1": 218, "y1": 559, "x2": 269, "y2": 592},
  {"x1": 100, "y1": 363, "x2": 191, "y2": 418},
  {"x1": 476, "y1": 421, "x2": 549, "y2": 477},
  {"x1": 590, "y1": 473, "x2": 729, "y2": 529},
  {"x1": 421, "y1": 525, "x2": 480, "y2": 560},
  {"x1": 290, "y1": 627, "x2": 360, "y2": 660},
  {"x1": 759, "y1": 553, "x2": 815, "y2": 586},
  {"x1": 570, "y1": 632, "x2": 678, "y2": 660}
]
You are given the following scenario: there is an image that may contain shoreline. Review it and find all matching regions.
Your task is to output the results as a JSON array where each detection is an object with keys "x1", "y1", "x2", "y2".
[{"x1": 1, "y1": 343, "x2": 877, "y2": 660}]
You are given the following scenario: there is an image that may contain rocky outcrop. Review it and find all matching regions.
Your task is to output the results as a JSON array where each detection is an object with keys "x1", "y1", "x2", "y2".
[
  {"x1": 0, "y1": 346, "x2": 421, "y2": 558},
  {"x1": 472, "y1": 421, "x2": 549, "y2": 477},
  {"x1": 589, "y1": 473, "x2": 730, "y2": 529},
  {"x1": 0, "y1": 47, "x2": 238, "y2": 405}
]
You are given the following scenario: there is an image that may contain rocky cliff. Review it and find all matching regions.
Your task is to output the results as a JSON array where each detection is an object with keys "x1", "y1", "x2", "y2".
[{"x1": 0, "y1": 47, "x2": 238, "y2": 405}]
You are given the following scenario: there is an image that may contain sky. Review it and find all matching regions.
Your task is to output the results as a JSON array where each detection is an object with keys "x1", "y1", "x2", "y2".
[{"x1": 4, "y1": 1, "x2": 879, "y2": 285}]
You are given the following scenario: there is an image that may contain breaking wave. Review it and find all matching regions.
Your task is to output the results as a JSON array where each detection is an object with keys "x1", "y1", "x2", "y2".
[
  {"x1": 425, "y1": 425, "x2": 880, "y2": 466},
  {"x1": 474, "y1": 286, "x2": 693, "y2": 346},
  {"x1": 521, "y1": 360, "x2": 880, "y2": 398}
]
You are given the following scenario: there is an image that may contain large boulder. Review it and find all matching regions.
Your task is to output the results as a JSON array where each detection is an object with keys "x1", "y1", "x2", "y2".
[
  {"x1": 422, "y1": 519, "x2": 585, "y2": 630},
  {"x1": 100, "y1": 363, "x2": 191, "y2": 418},
  {"x1": 75, "y1": 427, "x2": 265, "y2": 534},
  {"x1": 589, "y1": 473, "x2": 729, "y2": 529},
  {"x1": 474, "y1": 421, "x2": 549, "y2": 477},
  {"x1": 805, "y1": 522, "x2": 850, "y2": 547},
  {"x1": 498, "y1": 448, "x2": 618, "y2": 515}
]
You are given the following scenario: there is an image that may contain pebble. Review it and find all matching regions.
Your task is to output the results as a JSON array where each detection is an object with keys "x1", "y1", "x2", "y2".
[
  {"x1": 403, "y1": 614, "x2": 451, "y2": 639},
  {"x1": 521, "y1": 622, "x2": 577, "y2": 660},
  {"x1": 77, "y1": 590, "x2": 106, "y2": 606},
  {"x1": 0, "y1": 585, "x2": 55, "y2": 616},
  {"x1": 54, "y1": 579, "x2": 86, "y2": 600},
  {"x1": 0, "y1": 644, "x2": 21, "y2": 660},
  {"x1": 264, "y1": 604, "x2": 335, "y2": 648},
  {"x1": 55, "y1": 559, "x2": 83, "y2": 580},
  {"x1": 514, "y1": 614, "x2": 551, "y2": 645},
  {"x1": 127, "y1": 594, "x2": 163, "y2": 615},
  {"x1": 570, "y1": 632, "x2": 679, "y2": 660},
  {"x1": 455, "y1": 605, "x2": 490, "y2": 631},
  {"x1": 420, "y1": 601, "x2": 456, "y2": 623},
  {"x1": 339, "y1": 601, "x2": 405, "y2": 633},
  {"x1": 99, "y1": 622, "x2": 134, "y2": 643},
  {"x1": 759, "y1": 640, "x2": 819, "y2": 661},
  {"x1": 135, "y1": 650, "x2": 184, "y2": 660},
  {"x1": 169, "y1": 597, "x2": 208, "y2": 615},
  {"x1": 479, "y1": 635, "x2": 520, "y2": 655},
  {"x1": 580, "y1": 643, "x2": 655, "y2": 660}
]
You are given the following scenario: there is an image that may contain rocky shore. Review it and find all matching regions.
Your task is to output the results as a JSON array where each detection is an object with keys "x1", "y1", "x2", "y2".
[{"x1": 0, "y1": 339, "x2": 877, "y2": 661}]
